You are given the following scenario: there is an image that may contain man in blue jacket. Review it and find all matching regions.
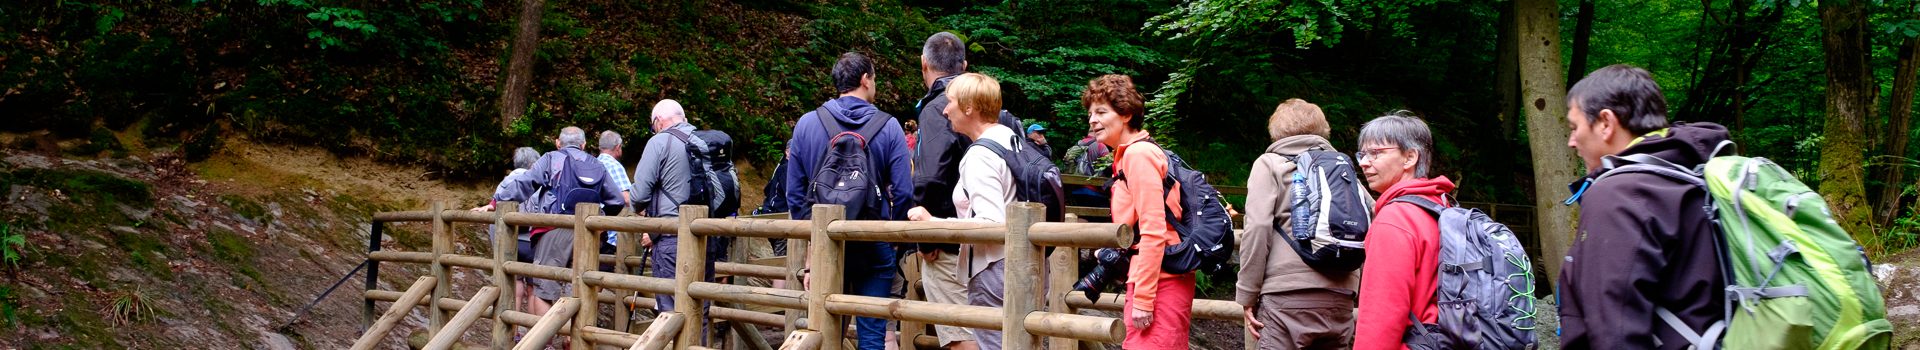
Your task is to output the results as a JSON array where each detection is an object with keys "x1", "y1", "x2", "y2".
[{"x1": 783, "y1": 52, "x2": 913, "y2": 350}]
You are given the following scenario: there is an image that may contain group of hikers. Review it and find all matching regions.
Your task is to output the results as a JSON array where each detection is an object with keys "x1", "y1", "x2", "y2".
[{"x1": 468, "y1": 30, "x2": 1892, "y2": 350}]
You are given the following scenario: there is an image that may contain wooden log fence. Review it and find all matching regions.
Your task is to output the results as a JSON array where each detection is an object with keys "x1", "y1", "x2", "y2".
[{"x1": 357, "y1": 201, "x2": 1272, "y2": 350}]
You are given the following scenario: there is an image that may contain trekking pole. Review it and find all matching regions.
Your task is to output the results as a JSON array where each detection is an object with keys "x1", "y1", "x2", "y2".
[{"x1": 276, "y1": 259, "x2": 370, "y2": 332}]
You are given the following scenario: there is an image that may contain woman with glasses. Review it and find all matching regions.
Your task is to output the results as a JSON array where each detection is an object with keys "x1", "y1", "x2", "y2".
[{"x1": 1348, "y1": 111, "x2": 1457, "y2": 350}]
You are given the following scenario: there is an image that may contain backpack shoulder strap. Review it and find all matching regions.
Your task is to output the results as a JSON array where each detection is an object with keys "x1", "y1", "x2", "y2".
[
  {"x1": 1387, "y1": 195, "x2": 1445, "y2": 217},
  {"x1": 853, "y1": 115, "x2": 893, "y2": 145},
  {"x1": 663, "y1": 128, "x2": 703, "y2": 153}
]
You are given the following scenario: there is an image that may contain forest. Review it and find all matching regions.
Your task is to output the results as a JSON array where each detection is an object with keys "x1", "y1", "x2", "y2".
[{"x1": 3, "y1": 0, "x2": 1917, "y2": 275}]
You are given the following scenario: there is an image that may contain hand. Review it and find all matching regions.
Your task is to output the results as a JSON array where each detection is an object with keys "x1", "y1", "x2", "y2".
[
  {"x1": 1131, "y1": 308, "x2": 1153, "y2": 329},
  {"x1": 1243, "y1": 306, "x2": 1264, "y2": 338},
  {"x1": 469, "y1": 204, "x2": 494, "y2": 212},
  {"x1": 639, "y1": 234, "x2": 653, "y2": 248},
  {"x1": 906, "y1": 206, "x2": 932, "y2": 221}
]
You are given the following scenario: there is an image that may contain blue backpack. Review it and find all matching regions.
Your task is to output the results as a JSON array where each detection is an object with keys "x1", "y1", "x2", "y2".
[{"x1": 545, "y1": 147, "x2": 610, "y2": 215}]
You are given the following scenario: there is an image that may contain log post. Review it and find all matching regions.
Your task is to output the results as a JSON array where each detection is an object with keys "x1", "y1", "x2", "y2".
[
  {"x1": 784, "y1": 213, "x2": 807, "y2": 335},
  {"x1": 1002, "y1": 202, "x2": 1043, "y2": 350},
  {"x1": 574, "y1": 203, "x2": 600, "y2": 350},
  {"x1": 493, "y1": 201, "x2": 520, "y2": 349},
  {"x1": 430, "y1": 201, "x2": 451, "y2": 339},
  {"x1": 807, "y1": 205, "x2": 845, "y2": 350},
  {"x1": 676, "y1": 205, "x2": 710, "y2": 349},
  {"x1": 351, "y1": 276, "x2": 437, "y2": 350},
  {"x1": 778, "y1": 330, "x2": 821, "y2": 350},
  {"x1": 425, "y1": 286, "x2": 501, "y2": 350},
  {"x1": 364, "y1": 220, "x2": 384, "y2": 330},
  {"x1": 896, "y1": 254, "x2": 923, "y2": 350},
  {"x1": 1046, "y1": 246, "x2": 1078, "y2": 350},
  {"x1": 615, "y1": 207, "x2": 638, "y2": 333},
  {"x1": 633, "y1": 312, "x2": 685, "y2": 350},
  {"x1": 516, "y1": 297, "x2": 582, "y2": 350}
]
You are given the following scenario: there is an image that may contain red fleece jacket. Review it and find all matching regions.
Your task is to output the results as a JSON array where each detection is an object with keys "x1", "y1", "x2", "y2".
[{"x1": 1352, "y1": 176, "x2": 1456, "y2": 350}]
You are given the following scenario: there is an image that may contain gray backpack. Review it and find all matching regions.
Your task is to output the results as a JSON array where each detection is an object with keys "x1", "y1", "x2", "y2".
[{"x1": 1391, "y1": 196, "x2": 1538, "y2": 350}]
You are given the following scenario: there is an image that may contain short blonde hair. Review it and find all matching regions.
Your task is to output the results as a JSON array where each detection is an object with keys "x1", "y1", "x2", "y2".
[
  {"x1": 946, "y1": 73, "x2": 1002, "y2": 124},
  {"x1": 1268, "y1": 98, "x2": 1331, "y2": 141}
]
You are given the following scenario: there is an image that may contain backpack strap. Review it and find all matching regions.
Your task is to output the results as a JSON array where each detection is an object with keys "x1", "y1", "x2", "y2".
[
  {"x1": 1387, "y1": 195, "x2": 1446, "y2": 216},
  {"x1": 1654, "y1": 307, "x2": 1725, "y2": 350}
]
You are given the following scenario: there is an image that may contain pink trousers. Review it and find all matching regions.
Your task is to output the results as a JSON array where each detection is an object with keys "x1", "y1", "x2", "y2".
[{"x1": 1122, "y1": 273, "x2": 1197, "y2": 349}]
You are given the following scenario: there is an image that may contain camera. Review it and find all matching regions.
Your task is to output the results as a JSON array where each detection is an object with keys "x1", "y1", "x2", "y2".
[{"x1": 1073, "y1": 248, "x2": 1133, "y2": 302}]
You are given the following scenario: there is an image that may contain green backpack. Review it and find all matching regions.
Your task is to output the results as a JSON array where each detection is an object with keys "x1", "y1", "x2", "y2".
[{"x1": 1601, "y1": 141, "x2": 1891, "y2": 350}]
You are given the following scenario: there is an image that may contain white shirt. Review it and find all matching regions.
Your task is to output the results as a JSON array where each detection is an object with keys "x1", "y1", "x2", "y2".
[{"x1": 949, "y1": 124, "x2": 1017, "y2": 280}]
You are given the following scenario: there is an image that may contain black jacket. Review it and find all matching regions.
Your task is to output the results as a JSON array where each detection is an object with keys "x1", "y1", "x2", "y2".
[
  {"x1": 912, "y1": 74, "x2": 1022, "y2": 254},
  {"x1": 1559, "y1": 122, "x2": 1730, "y2": 350}
]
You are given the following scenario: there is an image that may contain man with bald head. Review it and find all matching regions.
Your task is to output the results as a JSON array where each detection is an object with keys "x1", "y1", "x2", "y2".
[
  {"x1": 492, "y1": 126, "x2": 626, "y2": 319},
  {"x1": 630, "y1": 99, "x2": 718, "y2": 313}
]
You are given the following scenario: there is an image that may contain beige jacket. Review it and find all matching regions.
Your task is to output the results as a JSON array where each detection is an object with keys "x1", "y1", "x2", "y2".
[{"x1": 1234, "y1": 135, "x2": 1360, "y2": 307}]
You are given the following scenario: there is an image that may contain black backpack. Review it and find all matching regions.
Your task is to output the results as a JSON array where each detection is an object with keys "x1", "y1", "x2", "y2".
[
  {"x1": 1276, "y1": 149, "x2": 1374, "y2": 273},
  {"x1": 545, "y1": 147, "x2": 611, "y2": 215},
  {"x1": 664, "y1": 128, "x2": 742, "y2": 218},
  {"x1": 1391, "y1": 196, "x2": 1538, "y2": 350},
  {"x1": 753, "y1": 161, "x2": 790, "y2": 215},
  {"x1": 807, "y1": 107, "x2": 894, "y2": 221},
  {"x1": 970, "y1": 135, "x2": 1067, "y2": 223},
  {"x1": 1113, "y1": 140, "x2": 1236, "y2": 275},
  {"x1": 665, "y1": 128, "x2": 743, "y2": 260}
]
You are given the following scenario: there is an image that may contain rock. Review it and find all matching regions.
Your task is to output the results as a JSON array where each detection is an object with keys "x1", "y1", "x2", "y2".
[
  {"x1": 116, "y1": 203, "x2": 153, "y2": 222},
  {"x1": 10, "y1": 185, "x2": 53, "y2": 217},
  {"x1": 260, "y1": 332, "x2": 298, "y2": 350},
  {"x1": 78, "y1": 238, "x2": 109, "y2": 250},
  {"x1": 110, "y1": 225, "x2": 139, "y2": 236}
]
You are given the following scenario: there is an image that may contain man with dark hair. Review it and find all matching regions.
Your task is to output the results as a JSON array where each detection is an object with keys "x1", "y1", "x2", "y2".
[
  {"x1": 784, "y1": 51, "x2": 913, "y2": 350},
  {"x1": 1559, "y1": 64, "x2": 1729, "y2": 349},
  {"x1": 912, "y1": 32, "x2": 1024, "y2": 350}
]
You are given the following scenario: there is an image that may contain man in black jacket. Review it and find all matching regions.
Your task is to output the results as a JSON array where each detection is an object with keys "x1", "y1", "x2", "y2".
[
  {"x1": 1559, "y1": 64, "x2": 1728, "y2": 349},
  {"x1": 912, "y1": 31, "x2": 1023, "y2": 350}
]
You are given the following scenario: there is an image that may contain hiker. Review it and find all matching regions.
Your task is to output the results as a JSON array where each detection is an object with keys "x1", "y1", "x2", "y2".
[
  {"x1": 784, "y1": 52, "x2": 913, "y2": 350},
  {"x1": 490, "y1": 126, "x2": 625, "y2": 321},
  {"x1": 1557, "y1": 65, "x2": 1727, "y2": 349},
  {"x1": 1237, "y1": 99, "x2": 1359, "y2": 349},
  {"x1": 1024, "y1": 123, "x2": 1052, "y2": 159},
  {"x1": 905, "y1": 73, "x2": 1014, "y2": 350},
  {"x1": 597, "y1": 130, "x2": 634, "y2": 266},
  {"x1": 1062, "y1": 129, "x2": 1109, "y2": 176},
  {"x1": 911, "y1": 31, "x2": 1023, "y2": 350},
  {"x1": 905, "y1": 119, "x2": 919, "y2": 150},
  {"x1": 1085, "y1": 74, "x2": 1195, "y2": 348},
  {"x1": 473, "y1": 146, "x2": 543, "y2": 311},
  {"x1": 1350, "y1": 112, "x2": 1456, "y2": 350},
  {"x1": 630, "y1": 99, "x2": 720, "y2": 313}
]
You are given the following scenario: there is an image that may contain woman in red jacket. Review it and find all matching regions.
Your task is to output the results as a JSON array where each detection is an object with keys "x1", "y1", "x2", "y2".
[
  {"x1": 1349, "y1": 112, "x2": 1457, "y2": 350},
  {"x1": 1084, "y1": 74, "x2": 1196, "y2": 349}
]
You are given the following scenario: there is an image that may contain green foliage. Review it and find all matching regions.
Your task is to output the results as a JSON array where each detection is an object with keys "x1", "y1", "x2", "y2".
[
  {"x1": 0, "y1": 222, "x2": 22, "y2": 270},
  {"x1": 0, "y1": 285, "x2": 18, "y2": 327},
  {"x1": 106, "y1": 289, "x2": 155, "y2": 326},
  {"x1": 257, "y1": 0, "x2": 380, "y2": 50},
  {"x1": 218, "y1": 194, "x2": 270, "y2": 223},
  {"x1": 4, "y1": 168, "x2": 152, "y2": 207}
]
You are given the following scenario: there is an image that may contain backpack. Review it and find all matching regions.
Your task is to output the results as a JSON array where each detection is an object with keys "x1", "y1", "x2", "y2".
[
  {"x1": 1390, "y1": 196, "x2": 1538, "y2": 350},
  {"x1": 1112, "y1": 140, "x2": 1236, "y2": 275},
  {"x1": 664, "y1": 128, "x2": 742, "y2": 218},
  {"x1": 1599, "y1": 141, "x2": 1891, "y2": 350},
  {"x1": 665, "y1": 128, "x2": 743, "y2": 260},
  {"x1": 545, "y1": 147, "x2": 611, "y2": 216},
  {"x1": 970, "y1": 135, "x2": 1068, "y2": 223},
  {"x1": 753, "y1": 161, "x2": 790, "y2": 215},
  {"x1": 808, "y1": 107, "x2": 894, "y2": 221},
  {"x1": 1272, "y1": 149, "x2": 1374, "y2": 273}
]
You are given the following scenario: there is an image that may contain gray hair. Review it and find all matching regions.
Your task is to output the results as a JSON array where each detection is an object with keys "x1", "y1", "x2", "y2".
[
  {"x1": 652, "y1": 99, "x2": 686, "y2": 125},
  {"x1": 922, "y1": 32, "x2": 967, "y2": 76},
  {"x1": 598, "y1": 130, "x2": 623, "y2": 151},
  {"x1": 558, "y1": 126, "x2": 587, "y2": 148},
  {"x1": 1358, "y1": 111, "x2": 1434, "y2": 178},
  {"x1": 512, "y1": 147, "x2": 540, "y2": 169}
]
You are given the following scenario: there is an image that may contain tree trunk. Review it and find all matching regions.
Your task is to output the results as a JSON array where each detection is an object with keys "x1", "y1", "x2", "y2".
[
  {"x1": 1497, "y1": 3, "x2": 1520, "y2": 138},
  {"x1": 1817, "y1": 0, "x2": 1875, "y2": 241},
  {"x1": 499, "y1": 0, "x2": 546, "y2": 131},
  {"x1": 1680, "y1": 0, "x2": 1783, "y2": 128},
  {"x1": 1566, "y1": 0, "x2": 1594, "y2": 86},
  {"x1": 1877, "y1": 36, "x2": 1920, "y2": 227},
  {"x1": 1516, "y1": 0, "x2": 1579, "y2": 295}
]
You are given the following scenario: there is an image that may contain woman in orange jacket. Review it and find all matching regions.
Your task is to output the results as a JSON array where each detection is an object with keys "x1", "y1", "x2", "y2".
[{"x1": 1083, "y1": 74, "x2": 1196, "y2": 349}]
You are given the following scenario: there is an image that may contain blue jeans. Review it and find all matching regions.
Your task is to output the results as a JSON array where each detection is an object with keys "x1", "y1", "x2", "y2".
[
  {"x1": 651, "y1": 234, "x2": 716, "y2": 312},
  {"x1": 845, "y1": 264, "x2": 896, "y2": 350}
]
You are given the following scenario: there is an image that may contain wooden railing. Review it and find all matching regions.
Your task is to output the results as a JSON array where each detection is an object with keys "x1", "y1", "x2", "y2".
[{"x1": 357, "y1": 202, "x2": 1274, "y2": 350}]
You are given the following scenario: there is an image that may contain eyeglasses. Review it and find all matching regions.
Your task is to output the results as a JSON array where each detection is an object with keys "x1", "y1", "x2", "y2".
[{"x1": 1355, "y1": 147, "x2": 1399, "y2": 161}]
